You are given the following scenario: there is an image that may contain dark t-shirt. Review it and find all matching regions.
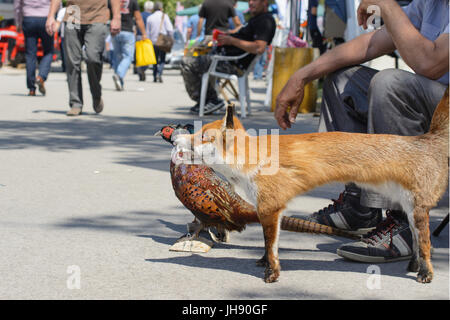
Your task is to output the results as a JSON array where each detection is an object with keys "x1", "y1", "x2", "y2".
[
  {"x1": 222, "y1": 12, "x2": 276, "y2": 70},
  {"x1": 199, "y1": 0, "x2": 236, "y2": 35},
  {"x1": 120, "y1": 0, "x2": 139, "y2": 32}
]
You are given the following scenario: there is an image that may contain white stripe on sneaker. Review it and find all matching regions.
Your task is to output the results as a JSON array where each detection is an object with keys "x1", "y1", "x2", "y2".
[
  {"x1": 392, "y1": 235, "x2": 412, "y2": 256},
  {"x1": 330, "y1": 211, "x2": 351, "y2": 230}
]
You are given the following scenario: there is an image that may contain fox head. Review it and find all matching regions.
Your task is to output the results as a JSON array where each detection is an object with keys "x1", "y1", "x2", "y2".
[{"x1": 173, "y1": 105, "x2": 248, "y2": 167}]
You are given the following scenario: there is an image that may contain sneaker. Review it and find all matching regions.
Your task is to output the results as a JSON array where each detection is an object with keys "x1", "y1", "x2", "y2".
[
  {"x1": 36, "y1": 76, "x2": 46, "y2": 95},
  {"x1": 204, "y1": 98, "x2": 225, "y2": 115},
  {"x1": 190, "y1": 103, "x2": 200, "y2": 114},
  {"x1": 66, "y1": 107, "x2": 82, "y2": 116},
  {"x1": 306, "y1": 190, "x2": 382, "y2": 235},
  {"x1": 93, "y1": 98, "x2": 104, "y2": 114},
  {"x1": 337, "y1": 210, "x2": 413, "y2": 263},
  {"x1": 112, "y1": 74, "x2": 123, "y2": 91}
]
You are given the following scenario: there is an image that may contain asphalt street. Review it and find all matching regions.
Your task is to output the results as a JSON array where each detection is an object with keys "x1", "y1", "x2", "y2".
[{"x1": 0, "y1": 63, "x2": 448, "y2": 299}]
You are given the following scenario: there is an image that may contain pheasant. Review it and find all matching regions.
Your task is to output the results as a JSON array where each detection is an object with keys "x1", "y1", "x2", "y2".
[{"x1": 155, "y1": 124, "x2": 359, "y2": 244}]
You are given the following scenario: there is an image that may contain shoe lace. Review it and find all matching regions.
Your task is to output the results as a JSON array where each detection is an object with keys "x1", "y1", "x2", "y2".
[
  {"x1": 362, "y1": 210, "x2": 399, "y2": 246},
  {"x1": 317, "y1": 192, "x2": 345, "y2": 215}
]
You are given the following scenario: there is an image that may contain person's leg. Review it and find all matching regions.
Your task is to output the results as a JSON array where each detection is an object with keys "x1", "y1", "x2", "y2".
[
  {"x1": 153, "y1": 46, "x2": 162, "y2": 82},
  {"x1": 63, "y1": 23, "x2": 84, "y2": 111},
  {"x1": 318, "y1": 65, "x2": 379, "y2": 133},
  {"x1": 309, "y1": 66, "x2": 382, "y2": 233},
  {"x1": 111, "y1": 33, "x2": 122, "y2": 74},
  {"x1": 22, "y1": 17, "x2": 38, "y2": 92},
  {"x1": 83, "y1": 23, "x2": 107, "y2": 102},
  {"x1": 36, "y1": 17, "x2": 54, "y2": 81},
  {"x1": 157, "y1": 50, "x2": 166, "y2": 80},
  {"x1": 180, "y1": 55, "x2": 215, "y2": 103},
  {"x1": 114, "y1": 31, "x2": 135, "y2": 83}
]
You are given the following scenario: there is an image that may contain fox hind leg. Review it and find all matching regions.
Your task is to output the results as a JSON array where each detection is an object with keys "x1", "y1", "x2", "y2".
[{"x1": 413, "y1": 207, "x2": 433, "y2": 283}]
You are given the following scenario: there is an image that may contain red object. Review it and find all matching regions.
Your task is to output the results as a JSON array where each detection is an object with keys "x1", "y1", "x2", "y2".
[{"x1": 212, "y1": 29, "x2": 225, "y2": 42}]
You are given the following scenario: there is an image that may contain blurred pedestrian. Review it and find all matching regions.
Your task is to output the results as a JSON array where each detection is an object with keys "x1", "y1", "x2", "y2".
[
  {"x1": 46, "y1": 0, "x2": 121, "y2": 116},
  {"x1": 228, "y1": 0, "x2": 245, "y2": 31},
  {"x1": 197, "y1": 0, "x2": 241, "y2": 36},
  {"x1": 14, "y1": 0, "x2": 53, "y2": 96},
  {"x1": 112, "y1": 0, "x2": 147, "y2": 91},
  {"x1": 186, "y1": 13, "x2": 204, "y2": 41},
  {"x1": 136, "y1": 1, "x2": 154, "y2": 82},
  {"x1": 146, "y1": 1, "x2": 173, "y2": 83}
]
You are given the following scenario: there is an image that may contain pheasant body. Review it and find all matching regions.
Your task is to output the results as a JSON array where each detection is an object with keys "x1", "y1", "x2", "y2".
[{"x1": 170, "y1": 161, "x2": 259, "y2": 232}]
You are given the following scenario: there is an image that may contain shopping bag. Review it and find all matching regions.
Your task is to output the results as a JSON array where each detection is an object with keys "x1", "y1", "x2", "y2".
[{"x1": 136, "y1": 39, "x2": 156, "y2": 67}]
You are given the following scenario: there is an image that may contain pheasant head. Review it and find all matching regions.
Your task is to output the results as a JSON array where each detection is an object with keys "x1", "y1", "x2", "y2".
[{"x1": 154, "y1": 124, "x2": 194, "y2": 145}]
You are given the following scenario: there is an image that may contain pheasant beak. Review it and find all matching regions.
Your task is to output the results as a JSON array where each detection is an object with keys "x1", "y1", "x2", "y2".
[{"x1": 154, "y1": 130, "x2": 163, "y2": 136}]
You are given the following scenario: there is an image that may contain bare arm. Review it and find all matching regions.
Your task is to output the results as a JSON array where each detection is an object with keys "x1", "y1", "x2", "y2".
[
  {"x1": 134, "y1": 10, "x2": 147, "y2": 39},
  {"x1": 14, "y1": 0, "x2": 23, "y2": 32},
  {"x1": 186, "y1": 27, "x2": 192, "y2": 41},
  {"x1": 109, "y1": 0, "x2": 121, "y2": 35},
  {"x1": 45, "y1": 0, "x2": 61, "y2": 35},
  {"x1": 359, "y1": 0, "x2": 449, "y2": 80},
  {"x1": 275, "y1": 27, "x2": 395, "y2": 129},
  {"x1": 197, "y1": 17, "x2": 204, "y2": 39},
  {"x1": 217, "y1": 34, "x2": 268, "y2": 55}
]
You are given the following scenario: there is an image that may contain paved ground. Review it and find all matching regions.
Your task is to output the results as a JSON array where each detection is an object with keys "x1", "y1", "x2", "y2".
[{"x1": 0, "y1": 62, "x2": 448, "y2": 300}]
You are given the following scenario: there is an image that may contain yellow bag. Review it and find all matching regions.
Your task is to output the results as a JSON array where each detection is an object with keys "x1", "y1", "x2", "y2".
[{"x1": 136, "y1": 39, "x2": 156, "y2": 67}]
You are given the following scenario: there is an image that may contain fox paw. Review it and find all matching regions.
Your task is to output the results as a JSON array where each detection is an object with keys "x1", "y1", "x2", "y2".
[
  {"x1": 416, "y1": 271, "x2": 433, "y2": 284},
  {"x1": 264, "y1": 267, "x2": 279, "y2": 283}
]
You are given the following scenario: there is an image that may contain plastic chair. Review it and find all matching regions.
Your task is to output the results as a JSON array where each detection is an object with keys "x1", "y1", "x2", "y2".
[{"x1": 199, "y1": 52, "x2": 260, "y2": 118}]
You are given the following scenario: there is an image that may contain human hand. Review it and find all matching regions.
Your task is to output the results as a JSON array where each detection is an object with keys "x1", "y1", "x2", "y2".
[
  {"x1": 274, "y1": 71, "x2": 306, "y2": 130},
  {"x1": 217, "y1": 34, "x2": 233, "y2": 46},
  {"x1": 45, "y1": 16, "x2": 55, "y2": 36},
  {"x1": 141, "y1": 34, "x2": 148, "y2": 41},
  {"x1": 110, "y1": 17, "x2": 121, "y2": 35},
  {"x1": 357, "y1": 0, "x2": 386, "y2": 29}
]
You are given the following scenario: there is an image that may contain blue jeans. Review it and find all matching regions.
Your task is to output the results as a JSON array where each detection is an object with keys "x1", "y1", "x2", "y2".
[
  {"x1": 153, "y1": 46, "x2": 166, "y2": 80},
  {"x1": 22, "y1": 16, "x2": 53, "y2": 90},
  {"x1": 253, "y1": 51, "x2": 267, "y2": 80},
  {"x1": 112, "y1": 31, "x2": 135, "y2": 80}
]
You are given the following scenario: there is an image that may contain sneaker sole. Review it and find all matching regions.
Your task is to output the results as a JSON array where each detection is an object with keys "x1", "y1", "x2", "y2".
[
  {"x1": 204, "y1": 102, "x2": 225, "y2": 115},
  {"x1": 345, "y1": 227, "x2": 377, "y2": 236},
  {"x1": 337, "y1": 248, "x2": 412, "y2": 263}
]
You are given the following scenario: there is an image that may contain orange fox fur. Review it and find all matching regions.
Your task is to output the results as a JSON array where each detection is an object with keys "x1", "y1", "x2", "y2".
[{"x1": 174, "y1": 88, "x2": 449, "y2": 284}]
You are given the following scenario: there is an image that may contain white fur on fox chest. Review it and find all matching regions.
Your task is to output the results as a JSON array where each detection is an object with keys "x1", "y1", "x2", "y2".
[{"x1": 193, "y1": 141, "x2": 259, "y2": 208}]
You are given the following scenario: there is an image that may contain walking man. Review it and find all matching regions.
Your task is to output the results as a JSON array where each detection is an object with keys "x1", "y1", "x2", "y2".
[
  {"x1": 14, "y1": 0, "x2": 54, "y2": 96},
  {"x1": 46, "y1": 0, "x2": 121, "y2": 116},
  {"x1": 112, "y1": 0, "x2": 147, "y2": 91}
]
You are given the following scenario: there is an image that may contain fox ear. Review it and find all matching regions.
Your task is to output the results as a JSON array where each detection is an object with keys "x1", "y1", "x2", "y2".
[{"x1": 223, "y1": 104, "x2": 235, "y2": 130}]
